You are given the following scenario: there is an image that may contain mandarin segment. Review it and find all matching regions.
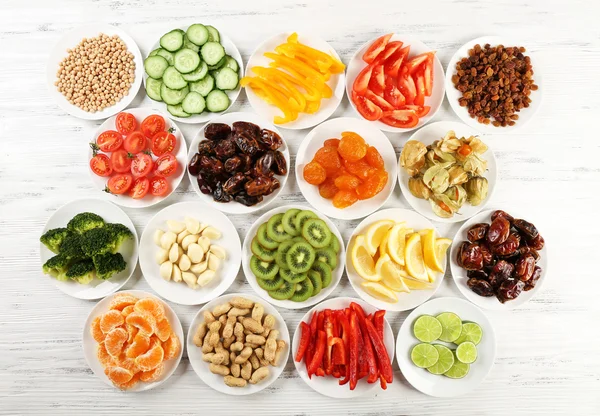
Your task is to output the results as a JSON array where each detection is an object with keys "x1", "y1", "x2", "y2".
[
  {"x1": 90, "y1": 316, "x2": 106, "y2": 343},
  {"x1": 333, "y1": 190, "x2": 359, "y2": 208},
  {"x1": 155, "y1": 319, "x2": 172, "y2": 343},
  {"x1": 139, "y1": 363, "x2": 164, "y2": 383},
  {"x1": 303, "y1": 161, "x2": 327, "y2": 185},
  {"x1": 100, "y1": 310, "x2": 125, "y2": 334},
  {"x1": 117, "y1": 373, "x2": 140, "y2": 390},
  {"x1": 126, "y1": 332, "x2": 151, "y2": 358},
  {"x1": 126, "y1": 311, "x2": 157, "y2": 336},
  {"x1": 105, "y1": 366, "x2": 134, "y2": 385},
  {"x1": 162, "y1": 334, "x2": 181, "y2": 360},
  {"x1": 105, "y1": 327, "x2": 128, "y2": 358},
  {"x1": 126, "y1": 324, "x2": 139, "y2": 344},
  {"x1": 121, "y1": 305, "x2": 135, "y2": 317},
  {"x1": 365, "y1": 146, "x2": 385, "y2": 169},
  {"x1": 97, "y1": 342, "x2": 114, "y2": 368},
  {"x1": 134, "y1": 298, "x2": 166, "y2": 322},
  {"x1": 135, "y1": 345, "x2": 164, "y2": 372},
  {"x1": 109, "y1": 293, "x2": 139, "y2": 311},
  {"x1": 338, "y1": 132, "x2": 367, "y2": 162},
  {"x1": 117, "y1": 354, "x2": 141, "y2": 374},
  {"x1": 334, "y1": 174, "x2": 362, "y2": 191}
]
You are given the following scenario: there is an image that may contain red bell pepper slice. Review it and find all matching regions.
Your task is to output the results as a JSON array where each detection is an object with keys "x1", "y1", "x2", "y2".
[
  {"x1": 350, "y1": 303, "x2": 378, "y2": 383},
  {"x1": 324, "y1": 313, "x2": 335, "y2": 375},
  {"x1": 374, "y1": 310, "x2": 386, "y2": 341},
  {"x1": 337, "y1": 310, "x2": 351, "y2": 364},
  {"x1": 357, "y1": 322, "x2": 367, "y2": 378},
  {"x1": 305, "y1": 312, "x2": 318, "y2": 374},
  {"x1": 348, "y1": 312, "x2": 360, "y2": 390},
  {"x1": 307, "y1": 330, "x2": 326, "y2": 379},
  {"x1": 317, "y1": 310, "x2": 325, "y2": 331},
  {"x1": 364, "y1": 319, "x2": 393, "y2": 385},
  {"x1": 295, "y1": 321, "x2": 311, "y2": 362}
]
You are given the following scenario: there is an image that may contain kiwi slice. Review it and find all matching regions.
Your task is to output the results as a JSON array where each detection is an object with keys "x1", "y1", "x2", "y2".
[
  {"x1": 250, "y1": 255, "x2": 279, "y2": 280},
  {"x1": 282, "y1": 208, "x2": 301, "y2": 236},
  {"x1": 311, "y1": 261, "x2": 332, "y2": 288},
  {"x1": 280, "y1": 268, "x2": 307, "y2": 284},
  {"x1": 269, "y1": 280, "x2": 296, "y2": 300},
  {"x1": 251, "y1": 237, "x2": 276, "y2": 262},
  {"x1": 315, "y1": 247, "x2": 337, "y2": 269},
  {"x1": 257, "y1": 223, "x2": 279, "y2": 250},
  {"x1": 294, "y1": 210, "x2": 317, "y2": 233},
  {"x1": 329, "y1": 236, "x2": 341, "y2": 253},
  {"x1": 275, "y1": 240, "x2": 295, "y2": 270},
  {"x1": 286, "y1": 241, "x2": 316, "y2": 274},
  {"x1": 257, "y1": 273, "x2": 284, "y2": 291},
  {"x1": 307, "y1": 270, "x2": 323, "y2": 297},
  {"x1": 290, "y1": 278, "x2": 314, "y2": 302},
  {"x1": 302, "y1": 218, "x2": 332, "y2": 248},
  {"x1": 267, "y1": 213, "x2": 292, "y2": 243},
  {"x1": 292, "y1": 236, "x2": 305, "y2": 243}
]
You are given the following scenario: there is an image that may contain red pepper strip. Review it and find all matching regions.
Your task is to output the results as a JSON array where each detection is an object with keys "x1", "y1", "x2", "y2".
[
  {"x1": 332, "y1": 370, "x2": 341, "y2": 378},
  {"x1": 329, "y1": 336, "x2": 346, "y2": 366},
  {"x1": 305, "y1": 312, "x2": 318, "y2": 374},
  {"x1": 317, "y1": 310, "x2": 325, "y2": 331},
  {"x1": 337, "y1": 311, "x2": 351, "y2": 364},
  {"x1": 380, "y1": 377, "x2": 388, "y2": 390},
  {"x1": 324, "y1": 314, "x2": 335, "y2": 375},
  {"x1": 364, "y1": 319, "x2": 393, "y2": 384},
  {"x1": 348, "y1": 312, "x2": 360, "y2": 390},
  {"x1": 350, "y1": 302, "x2": 368, "y2": 321},
  {"x1": 374, "y1": 310, "x2": 386, "y2": 341},
  {"x1": 315, "y1": 368, "x2": 325, "y2": 377},
  {"x1": 350, "y1": 302, "x2": 378, "y2": 383},
  {"x1": 307, "y1": 330, "x2": 327, "y2": 379},
  {"x1": 295, "y1": 321, "x2": 311, "y2": 362},
  {"x1": 309, "y1": 311, "x2": 318, "y2": 334},
  {"x1": 356, "y1": 321, "x2": 368, "y2": 378}
]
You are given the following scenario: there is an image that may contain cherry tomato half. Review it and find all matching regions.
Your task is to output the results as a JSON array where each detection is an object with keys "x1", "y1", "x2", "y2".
[
  {"x1": 155, "y1": 154, "x2": 178, "y2": 177},
  {"x1": 90, "y1": 154, "x2": 113, "y2": 177},
  {"x1": 107, "y1": 174, "x2": 133, "y2": 194},
  {"x1": 140, "y1": 115, "x2": 165, "y2": 139},
  {"x1": 123, "y1": 131, "x2": 148, "y2": 154},
  {"x1": 151, "y1": 131, "x2": 177, "y2": 156},
  {"x1": 149, "y1": 176, "x2": 169, "y2": 196},
  {"x1": 130, "y1": 153, "x2": 154, "y2": 178},
  {"x1": 96, "y1": 130, "x2": 123, "y2": 152},
  {"x1": 110, "y1": 149, "x2": 133, "y2": 173},
  {"x1": 129, "y1": 176, "x2": 149, "y2": 199},
  {"x1": 115, "y1": 112, "x2": 137, "y2": 136}
]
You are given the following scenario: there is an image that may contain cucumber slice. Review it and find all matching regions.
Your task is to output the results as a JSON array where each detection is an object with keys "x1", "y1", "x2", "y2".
[
  {"x1": 206, "y1": 25, "x2": 220, "y2": 43},
  {"x1": 155, "y1": 49, "x2": 174, "y2": 66},
  {"x1": 224, "y1": 55, "x2": 239, "y2": 72},
  {"x1": 145, "y1": 78, "x2": 163, "y2": 102},
  {"x1": 144, "y1": 55, "x2": 169, "y2": 79},
  {"x1": 174, "y1": 48, "x2": 201, "y2": 74},
  {"x1": 183, "y1": 36, "x2": 200, "y2": 53},
  {"x1": 167, "y1": 104, "x2": 191, "y2": 118},
  {"x1": 162, "y1": 66, "x2": 188, "y2": 90},
  {"x1": 186, "y1": 24, "x2": 209, "y2": 46},
  {"x1": 215, "y1": 67, "x2": 239, "y2": 90},
  {"x1": 160, "y1": 30, "x2": 184, "y2": 52},
  {"x1": 149, "y1": 48, "x2": 161, "y2": 57},
  {"x1": 201, "y1": 42, "x2": 225, "y2": 66},
  {"x1": 207, "y1": 57, "x2": 226, "y2": 71},
  {"x1": 182, "y1": 61, "x2": 208, "y2": 82},
  {"x1": 206, "y1": 90, "x2": 230, "y2": 112},
  {"x1": 189, "y1": 74, "x2": 214, "y2": 97},
  {"x1": 160, "y1": 83, "x2": 189, "y2": 105},
  {"x1": 181, "y1": 91, "x2": 206, "y2": 114}
]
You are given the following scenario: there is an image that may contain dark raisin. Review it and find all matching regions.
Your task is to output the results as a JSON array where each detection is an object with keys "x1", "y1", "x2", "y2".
[{"x1": 205, "y1": 123, "x2": 231, "y2": 141}]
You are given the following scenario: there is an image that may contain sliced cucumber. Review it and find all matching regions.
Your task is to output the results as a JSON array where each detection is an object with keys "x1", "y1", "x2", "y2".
[
  {"x1": 167, "y1": 104, "x2": 191, "y2": 118},
  {"x1": 189, "y1": 74, "x2": 215, "y2": 97},
  {"x1": 144, "y1": 55, "x2": 169, "y2": 79},
  {"x1": 206, "y1": 25, "x2": 220, "y2": 43},
  {"x1": 145, "y1": 78, "x2": 163, "y2": 102},
  {"x1": 156, "y1": 49, "x2": 174, "y2": 66},
  {"x1": 149, "y1": 48, "x2": 161, "y2": 57},
  {"x1": 182, "y1": 61, "x2": 208, "y2": 82},
  {"x1": 215, "y1": 67, "x2": 239, "y2": 90},
  {"x1": 160, "y1": 84, "x2": 189, "y2": 105},
  {"x1": 160, "y1": 30, "x2": 184, "y2": 52},
  {"x1": 162, "y1": 66, "x2": 187, "y2": 89},
  {"x1": 208, "y1": 56, "x2": 226, "y2": 71},
  {"x1": 206, "y1": 90, "x2": 230, "y2": 112},
  {"x1": 201, "y1": 42, "x2": 225, "y2": 66},
  {"x1": 183, "y1": 36, "x2": 200, "y2": 53},
  {"x1": 186, "y1": 24, "x2": 209, "y2": 46},
  {"x1": 174, "y1": 48, "x2": 201, "y2": 74},
  {"x1": 224, "y1": 55, "x2": 239, "y2": 72},
  {"x1": 181, "y1": 91, "x2": 206, "y2": 114}
]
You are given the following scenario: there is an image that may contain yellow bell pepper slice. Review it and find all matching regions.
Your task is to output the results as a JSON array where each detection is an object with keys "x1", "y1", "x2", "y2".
[
  {"x1": 279, "y1": 41, "x2": 345, "y2": 74},
  {"x1": 252, "y1": 66, "x2": 319, "y2": 102},
  {"x1": 265, "y1": 63, "x2": 323, "y2": 102},
  {"x1": 287, "y1": 33, "x2": 299, "y2": 44},
  {"x1": 275, "y1": 44, "x2": 333, "y2": 74},
  {"x1": 264, "y1": 52, "x2": 326, "y2": 83},
  {"x1": 241, "y1": 77, "x2": 297, "y2": 124},
  {"x1": 304, "y1": 100, "x2": 321, "y2": 114},
  {"x1": 250, "y1": 67, "x2": 307, "y2": 111}
]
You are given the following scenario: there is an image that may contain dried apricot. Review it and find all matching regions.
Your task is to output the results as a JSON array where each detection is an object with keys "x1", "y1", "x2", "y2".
[
  {"x1": 155, "y1": 319, "x2": 172, "y2": 343},
  {"x1": 314, "y1": 146, "x2": 342, "y2": 174},
  {"x1": 109, "y1": 293, "x2": 138, "y2": 311},
  {"x1": 121, "y1": 305, "x2": 135, "y2": 317},
  {"x1": 100, "y1": 310, "x2": 124, "y2": 334},
  {"x1": 139, "y1": 363, "x2": 164, "y2": 383},
  {"x1": 97, "y1": 342, "x2": 114, "y2": 368},
  {"x1": 134, "y1": 298, "x2": 165, "y2": 322},
  {"x1": 135, "y1": 344, "x2": 164, "y2": 372},
  {"x1": 318, "y1": 177, "x2": 339, "y2": 199},
  {"x1": 333, "y1": 190, "x2": 359, "y2": 208},
  {"x1": 344, "y1": 159, "x2": 376, "y2": 179},
  {"x1": 303, "y1": 161, "x2": 327, "y2": 185},
  {"x1": 126, "y1": 311, "x2": 156, "y2": 336},
  {"x1": 90, "y1": 316, "x2": 105, "y2": 343},
  {"x1": 105, "y1": 366, "x2": 133, "y2": 385},
  {"x1": 105, "y1": 327, "x2": 128, "y2": 358},
  {"x1": 126, "y1": 332, "x2": 151, "y2": 358},
  {"x1": 365, "y1": 146, "x2": 385, "y2": 169},
  {"x1": 117, "y1": 373, "x2": 140, "y2": 390},
  {"x1": 162, "y1": 334, "x2": 181, "y2": 360},
  {"x1": 356, "y1": 169, "x2": 388, "y2": 200},
  {"x1": 334, "y1": 174, "x2": 362, "y2": 191},
  {"x1": 324, "y1": 138, "x2": 340, "y2": 148},
  {"x1": 338, "y1": 132, "x2": 367, "y2": 162}
]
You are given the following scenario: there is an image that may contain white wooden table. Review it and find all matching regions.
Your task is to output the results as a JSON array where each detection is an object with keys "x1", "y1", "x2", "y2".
[{"x1": 1, "y1": 0, "x2": 599, "y2": 414}]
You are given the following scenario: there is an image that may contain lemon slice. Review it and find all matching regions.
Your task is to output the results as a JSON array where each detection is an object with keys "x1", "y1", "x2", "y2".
[
  {"x1": 379, "y1": 230, "x2": 390, "y2": 258},
  {"x1": 403, "y1": 275, "x2": 434, "y2": 290},
  {"x1": 364, "y1": 220, "x2": 394, "y2": 256},
  {"x1": 376, "y1": 254, "x2": 410, "y2": 293},
  {"x1": 350, "y1": 235, "x2": 379, "y2": 281},
  {"x1": 386, "y1": 224, "x2": 413, "y2": 266},
  {"x1": 419, "y1": 229, "x2": 444, "y2": 273},
  {"x1": 362, "y1": 281, "x2": 398, "y2": 303},
  {"x1": 404, "y1": 233, "x2": 429, "y2": 281},
  {"x1": 435, "y1": 238, "x2": 452, "y2": 265}
]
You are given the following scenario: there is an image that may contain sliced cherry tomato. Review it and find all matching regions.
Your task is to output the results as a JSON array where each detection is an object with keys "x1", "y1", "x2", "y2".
[
  {"x1": 401, "y1": 105, "x2": 431, "y2": 118},
  {"x1": 380, "y1": 110, "x2": 419, "y2": 128},
  {"x1": 368, "y1": 65, "x2": 385, "y2": 95},
  {"x1": 365, "y1": 90, "x2": 394, "y2": 111},
  {"x1": 405, "y1": 52, "x2": 434, "y2": 75},
  {"x1": 353, "y1": 65, "x2": 373, "y2": 95},
  {"x1": 96, "y1": 130, "x2": 123, "y2": 152},
  {"x1": 115, "y1": 112, "x2": 137, "y2": 135},
  {"x1": 149, "y1": 176, "x2": 169, "y2": 196},
  {"x1": 384, "y1": 76, "x2": 406, "y2": 108},
  {"x1": 90, "y1": 154, "x2": 113, "y2": 177},
  {"x1": 107, "y1": 174, "x2": 133, "y2": 194},
  {"x1": 362, "y1": 34, "x2": 393, "y2": 64},
  {"x1": 398, "y1": 71, "x2": 417, "y2": 105},
  {"x1": 458, "y1": 144, "x2": 473, "y2": 157},
  {"x1": 352, "y1": 92, "x2": 383, "y2": 121},
  {"x1": 110, "y1": 149, "x2": 133, "y2": 173},
  {"x1": 384, "y1": 46, "x2": 410, "y2": 78},
  {"x1": 129, "y1": 176, "x2": 150, "y2": 199},
  {"x1": 413, "y1": 72, "x2": 426, "y2": 106},
  {"x1": 140, "y1": 115, "x2": 166, "y2": 139},
  {"x1": 423, "y1": 55, "x2": 434, "y2": 96},
  {"x1": 151, "y1": 131, "x2": 177, "y2": 156},
  {"x1": 154, "y1": 154, "x2": 178, "y2": 177},
  {"x1": 123, "y1": 131, "x2": 148, "y2": 154},
  {"x1": 130, "y1": 153, "x2": 154, "y2": 178}
]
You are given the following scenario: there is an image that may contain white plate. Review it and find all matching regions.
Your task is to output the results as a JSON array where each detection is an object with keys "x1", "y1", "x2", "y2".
[
  {"x1": 46, "y1": 24, "x2": 143, "y2": 120},
  {"x1": 449, "y1": 209, "x2": 547, "y2": 310},
  {"x1": 88, "y1": 108, "x2": 187, "y2": 208},
  {"x1": 397, "y1": 120, "x2": 497, "y2": 223},
  {"x1": 187, "y1": 112, "x2": 290, "y2": 214},
  {"x1": 345, "y1": 34, "x2": 445, "y2": 133},
  {"x1": 139, "y1": 202, "x2": 241, "y2": 306},
  {"x1": 292, "y1": 297, "x2": 395, "y2": 398},
  {"x1": 242, "y1": 204, "x2": 345, "y2": 309},
  {"x1": 295, "y1": 117, "x2": 398, "y2": 220},
  {"x1": 39, "y1": 198, "x2": 138, "y2": 300},
  {"x1": 82, "y1": 290, "x2": 184, "y2": 391},
  {"x1": 187, "y1": 292, "x2": 290, "y2": 395},
  {"x1": 445, "y1": 36, "x2": 543, "y2": 133},
  {"x1": 244, "y1": 32, "x2": 345, "y2": 130},
  {"x1": 143, "y1": 27, "x2": 243, "y2": 124},
  {"x1": 396, "y1": 296, "x2": 496, "y2": 397},
  {"x1": 345, "y1": 208, "x2": 447, "y2": 312}
]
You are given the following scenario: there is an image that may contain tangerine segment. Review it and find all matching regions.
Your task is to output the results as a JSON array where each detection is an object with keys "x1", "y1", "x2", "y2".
[
  {"x1": 121, "y1": 305, "x2": 135, "y2": 317},
  {"x1": 126, "y1": 311, "x2": 157, "y2": 336},
  {"x1": 303, "y1": 161, "x2": 327, "y2": 185},
  {"x1": 90, "y1": 316, "x2": 106, "y2": 343},
  {"x1": 97, "y1": 342, "x2": 114, "y2": 368},
  {"x1": 338, "y1": 132, "x2": 368, "y2": 162},
  {"x1": 344, "y1": 159, "x2": 376, "y2": 179},
  {"x1": 135, "y1": 345, "x2": 164, "y2": 372},
  {"x1": 126, "y1": 332, "x2": 151, "y2": 358},
  {"x1": 116, "y1": 354, "x2": 141, "y2": 374},
  {"x1": 324, "y1": 138, "x2": 340, "y2": 148},
  {"x1": 365, "y1": 146, "x2": 385, "y2": 169},
  {"x1": 139, "y1": 363, "x2": 164, "y2": 383},
  {"x1": 333, "y1": 190, "x2": 359, "y2": 208},
  {"x1": 314, "y1": 146, "x2": 342, "y2": 174},
  {"x1": 134, "y1": 298, "x2": 165, "y2": 322},
  {"x1": 126, "y1": 324, "x2": 139, "y2": 344},
  {"x1": 319, "y1": 177, "x2": 339, "y2": 199},
  {"x1": 155, "y1": 319, "x2": 172, "y2": 343},
  {"x1": 162, "y1": 334, "x2": 181, "y2": 360},
  {"x1": 117, "y1": 373, "x2": 140, "y2": 390},
  {"x1": 105, "y1": 327, "x2": 128, "y2": 358},
  {"x1": 149, "y1": 335, "x2": 162, "y2": 349},
  {"x1": 356, "y1": 169, "x2": 388, "y2": 200},
  {"x1": 105, "y1": 366, "x2": 133, "y2": 386},
  {"x1": 109, "y1": 293, "x2": 139, "y2": 311},
  {"x1": 334, "y1": 174, "x2": 361, "y2": 191},
  {"x1": 100, "y1": 310, "x2": 125, "y2": 334}
]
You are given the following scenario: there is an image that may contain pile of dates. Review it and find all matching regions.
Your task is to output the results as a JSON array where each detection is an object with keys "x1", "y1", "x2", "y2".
[
  {"x1": 188, "y1": 121, "x2": 287, "y2": 206},
  {"x1": 457, "y1": 210, "x2": 545, "y2": 303}
]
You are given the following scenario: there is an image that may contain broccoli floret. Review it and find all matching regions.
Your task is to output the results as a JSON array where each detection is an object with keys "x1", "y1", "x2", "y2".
[
  {"x1": 40, "y1": 227, "x2": 72, "y2": 254},
  {"x1": 66, "y1": 259, "x2": 96, "y2": 284},
  {"x1": 42, "y1": 254, "x2": 71, "y2": 281},
  {"x1": 105, "y1": 223, "x2": 134, "y2": 252},
  {"x1": 58, "y1": 232, "x2": 86, "y2": 260},
  {"x1": 67, "y1": 212, "x2": 105, "y2": 234},
  {"x1": 80, "y1": 227, "x2": 115, "y2": 257},
  {"x1": 92, "y1": 252, "x2": 127, "y2": 280}
]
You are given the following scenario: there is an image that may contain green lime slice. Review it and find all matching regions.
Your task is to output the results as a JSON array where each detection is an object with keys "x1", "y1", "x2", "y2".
[
  {"x1": 426, "y1": 344, "x2": 455, "y2": 375},
  {"x1": 410, "y1": 343, "x2": 439, "y2": 368},
  {"x1": 436, "y1": 312, "x2": 462, "y2": 343},
  {"x1": 454, "y1": 322, "x2": 483, "y2": 345},
  {"x1": 444, "y1": 355, "x2": 470, "y2": 379},
  {"x1": 456, "y1": 341, "x2": 478, "y2": 364},
  {"x1": 413, "y1": 315, "x2": 443, "y2": 342}
]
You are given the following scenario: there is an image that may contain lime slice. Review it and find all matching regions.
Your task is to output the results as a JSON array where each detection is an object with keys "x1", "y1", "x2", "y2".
[
  {"x1": 413, "y1": 315, "x2": 443, "y2": 343},
  {"x1": 436, "y1": 312, "x2": 462, "y2": 343},
  {"x1": 444, "y1": 356, "x2": 470, "y2": 379},
  {"x1": 426, "y1": 344, "x2": 455, "y2": 375},
  {"x1": 410, "y1": 343, "x2": 439, "y2": 368},
  {"x1": 455, "y1": 322, "x2": 483, "y2": 345},
  {"x1": 456, "y1": 341, "x2": 478, "y2": 364}
]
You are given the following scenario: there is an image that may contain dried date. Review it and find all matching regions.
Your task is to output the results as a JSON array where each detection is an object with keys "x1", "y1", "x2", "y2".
[
  {"x1": 491, "y1": 210, "x2": 514, "y2": 223},
  {"x1": 214, "y1": 138, "x2": 237, "y2": 160},
  {"x1": 272, "y1": 151, "x2": 288, "y2": 175},
  {"x1": 188, "y1": 154, "x2": 202, "y2": 176},
  {"x1": 245, "y1": 176, "x2": 272, "y2": 196},
  {"x1": 213, "y1": 182, "x2": 232, "y2": 203},
  {"x1": 514, "y1": 253, "x2": 535, "y2": 281},
  {"x1": 258, "y1": 129, "x2": 283, "y2": 150},
  {"x1": 527, "y1": 234, "x2": 545, "y2": 251},
  {"x1": 254, "y1": 151, "x2": 274, "y2": 176},
  {"x1": 492, "y1": 232, "x2": 520, "y2": 256},
  {"x1": 222, "y1": 173, "x2": 248, "y2": 195},
  {"x1": 512, "y1": 218, "x2": 539, "y2": 240},
  {"x1": 487, "y1": 217, "x2": 511, "y2": 246},
  {"x1": 519, "y1": 246, "x2": 540, "y2": 262},
  {"x1": 197, "y1": 173, "x2": 214, "y2": 195},
  {"x1": 233, "y1": 132, "x2": 260, "y2": 156},
  {"x1": 467, "y1": 278, "x2": 494, "y2": 297},
  {"x1": 489, "y1": 260, "x2": 514, "y2": 288},
  {"x1": 480, "y1": 243, "x2": 495, "y2": 268},
  {"x1": 467, "y1": 223, "x2": 489, "y2": 242},
  {"x1": 232, "y1": 121, "x2": 260, "y2": 139},
  {"x1": 524, "y1": 266, "x2": 542, "y2": 291},
  {"x1": 224, "y1": 156, "x2": 242, "y2": 173},
  {"x1": 460, "y1": 243, "x2": 484, "y2": 270},
  {"x1": 199, "y1": 156, "x2": 224, "y2": 176},
  {"x1": 269, "y1": 177, "x2": 281, "y2": 193},
  {"x1": 467, "y1": 270, "x2": 489, "y2": 280},
  {"x1": 205, "y1": 123, "x2": 231, "y2": 141},
  {"x1": 197, "y1": 140, "x2": 216, "y2": 156},
  {"x1": 496, "y1": 279, "x2": 525, "y2": 303},
  {"x1": 234, "y1": 192, "x2": 263, "y2": 206}
]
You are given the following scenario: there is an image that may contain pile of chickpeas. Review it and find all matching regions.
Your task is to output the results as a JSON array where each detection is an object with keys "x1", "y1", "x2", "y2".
[{"x1": 55, "y1": 33, "x2": 136, "y2": 113}]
